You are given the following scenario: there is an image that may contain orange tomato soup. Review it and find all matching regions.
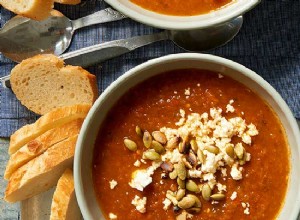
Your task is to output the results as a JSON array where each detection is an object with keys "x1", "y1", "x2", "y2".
[
  {"x1": 130, "y1": 0, "x2": 233, "y2": 16},
  {"x1": 93, "y1": 69, "x2": 289, "y2": 220}
]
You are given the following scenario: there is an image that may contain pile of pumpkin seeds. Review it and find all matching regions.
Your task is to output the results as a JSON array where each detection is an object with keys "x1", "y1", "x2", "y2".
[{"x1": 124, "y1": 125, "x2": 250, "y2": 219}]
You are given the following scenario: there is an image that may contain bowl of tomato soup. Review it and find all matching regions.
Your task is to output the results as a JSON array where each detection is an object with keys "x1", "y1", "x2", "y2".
[
  {"x1": 74, "y1": 53, "x2": 300, "y2": 220},
  {"x1": 104, "y1": 0, "x2": 260, "y2": 30}
]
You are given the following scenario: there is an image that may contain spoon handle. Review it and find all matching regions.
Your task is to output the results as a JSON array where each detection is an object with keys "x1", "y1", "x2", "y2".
[
  {"x1": 72, "y1": 8, "x2": 126, "y2": 31},
  {"x1": 60, "y1": 31, "x2": 168, "y2": 67}
]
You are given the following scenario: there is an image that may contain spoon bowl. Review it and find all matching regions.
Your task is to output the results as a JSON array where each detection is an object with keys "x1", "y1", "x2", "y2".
[{"x1": 0, "y1": 8, "x2": 126, "y2": 63}]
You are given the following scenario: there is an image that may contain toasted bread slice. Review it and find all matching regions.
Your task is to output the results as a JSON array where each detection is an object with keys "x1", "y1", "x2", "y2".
[
  {"x1": 10, "y1": 54, "x2": 98, "y2": 115},
  {"x1": 50, "y1": 169, "x2": 82, "y2": 220},
  {"x1": 55, "y1": 0, "x2": 81, "y2": 5},
  {"x1": 0, "y1": 0, "x2": 54, "y2": 20},
  {"x1": 5, "y1": 119, "x2": 83, "y2": 180},
  {"x1": 9, "y1": 104, "x2": 90, "y2": 155},
  {"x1": 5, "y1": 134, "x2": 78, "y2": 203}
]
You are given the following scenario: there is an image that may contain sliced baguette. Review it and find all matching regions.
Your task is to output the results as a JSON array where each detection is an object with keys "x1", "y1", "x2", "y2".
[
  {"x1": 10, "y1": 54, "x2": 98, "y2": 115},
  {"x1": 50, "y1": 169, "x2": 82, "y2": 220},
  {"x1": 55, "y1": 0, "x2": 81, "y2": 5},
  {"x1": 5, "y1": 134, "x2": 78, "y2": 203},
  {"x1": 9, "y1": 104, "x2": 90, "y2": 155},
  {"x1": 5, "y1": 119, "x2": 83, "y2": 180},
  {"x1": 0, "y1": 0, "x2": 54, "y2": 20}
]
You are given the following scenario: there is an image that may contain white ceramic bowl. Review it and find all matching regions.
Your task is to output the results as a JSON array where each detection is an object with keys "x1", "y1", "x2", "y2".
[
  {"x1": 105, "y1": 0, "x2": 260, "y2": 30},
  {"x1": 74, "y1": 53, "x2": 300, "y2": 220}
]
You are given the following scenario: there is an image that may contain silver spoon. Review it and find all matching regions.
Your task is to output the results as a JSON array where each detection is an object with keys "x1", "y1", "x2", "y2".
[
  {"x1": 0, "y1": 16, "x2": 243, "y2": 88},
  {"x1": 0, "y1": 8, "x2": 126, "y2": 63}
]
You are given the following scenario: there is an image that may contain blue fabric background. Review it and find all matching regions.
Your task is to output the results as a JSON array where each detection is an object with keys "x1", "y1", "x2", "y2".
[{"x1": 0, "y1": 0, "x2": 299, "y2": 137}]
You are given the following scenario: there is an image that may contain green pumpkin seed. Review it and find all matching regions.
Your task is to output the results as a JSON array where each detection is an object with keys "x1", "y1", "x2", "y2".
[
  {"x1": 197, "y1": 149, "x2": 205, "y2": 164},
  {"x1": 176, "y1": 162, "x2": 187, "y2": 180},
  {"x1": 178, "y1": 196, "x2": 196, "y2": 209},
  {"x1": 152, "y1": 131, "x2": 167, "y2": 144},
  {"x1": 143, "y1": 150, "x2": 161, "y2": 161},
  {"x1": 186, "y1": 194, "x2": 201, "y2": 208},
  {"x1": 204, "y1": 145, "x2": 219, "y2": 154},
  {"x1": 151, "y1": 140, "x2": 165, "y2": 154},
  {"x1": 201, "y1": 183, "x2": 211, "y2": 201},
  {"x1": 166, "y1": 136, "x2": 180, "y2": 149},
  {"x1": 210, "y1": 193, "x2": 226, "y2": 201},
  {"x1": 190, "y1": 140, "x2": 198, "y2": 153},
  {"x1": 225, "y1": 144, "x2": 235, "y2": 158},
  {"x1": 176, "y1": 189, "x2": 186, "y2": 201},
  {"x1": 143, "y1": 131, "x2": 152, "y2": 148},
  {"x1": 135, "y1": 126, "x2": 143, "y2": 137},
  {"x1": 177, "y1": 177, "x2": 186, "y2": 189},
  {"x1": 123, "y1": 138, "x2": 137, "y2": 151},
  {"x1": 169, "y1": 169, "x2": 178, "y2": 180},
  {"x1": 186, "y1": 180, "x2": 199, "y2": 193},
  {"x1": 234, "y1": 143, "x2": 244, "y2": 159}
]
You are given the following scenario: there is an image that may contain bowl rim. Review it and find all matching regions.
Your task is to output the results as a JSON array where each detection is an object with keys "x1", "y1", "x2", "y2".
[
  {"x1": 74, "y1": 53, "x2": 300, "y2": 220},
  {"x1": 104, "y1": 0, "x2": 261, "y2": 30}
]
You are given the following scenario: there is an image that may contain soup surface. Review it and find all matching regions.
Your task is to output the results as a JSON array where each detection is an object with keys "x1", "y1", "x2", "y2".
[
  {"x1": 130, "y1": 0, "x2": 233, "y2": 16},
  {"x1": 93, "y1": 69, "x2": 289, "y2": 220}
]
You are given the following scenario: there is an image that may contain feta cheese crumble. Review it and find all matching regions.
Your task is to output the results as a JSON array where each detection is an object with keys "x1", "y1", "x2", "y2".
[
  {"x1": 230, "y1": 191, "x2": 237, "y2": 200},
  {"x1": 109, "y1": 213, "x2": 117, "y2": 219},
  {"x1": 109, "y1": 180, "x2": 118, "y2": 189},
  {"x1": 131, "y1": 195, "x2": 147, "y2": 213}
]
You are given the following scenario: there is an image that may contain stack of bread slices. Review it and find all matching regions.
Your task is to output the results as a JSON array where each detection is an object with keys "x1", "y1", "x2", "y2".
[
  {"x1": 4, "y1": 54, "x2": 99, "y2": 219},
  {"x1": 0, "y1": 0, "x2": 81, "y2": 20}
]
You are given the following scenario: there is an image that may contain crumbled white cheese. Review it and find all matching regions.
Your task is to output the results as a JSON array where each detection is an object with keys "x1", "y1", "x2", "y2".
[
  {"x1": 218, "y1": 74, "x2": 224, "y2": 78},
  {"x1": 221, "y1": 168, "x2": 227, "y2": 177},
  {"x1": 109, "y1": 180, "x2": 118, "y2": 189},
  {"x1": 226, "y1": 104, "x2": 235, "y2": 113},
  {"x1": 230, "y1": 191, "x2": 237, "y2": 200},
  {"x1": 230, "y1": 163, "x2": 243, "y2": 180},
  {"x1": 134, "y1": 160, "x2": 141, "y2": 167},
  {"x1": 217, "y1": 183, "x2": 227, "y2": 192},
  {"x1": 162, "y1": 198, "x2": 172, "y2": 210},
  {"x1": 140, "y1": 159, "x2": 147, "y2": 164},
  {"x1": 129, "y1": 170, "x2": 152, "y2": 191},
  {"x1": 241, "y1": 202, "x2": 250, "y2": 215},
  {"x1": 132, "y1": 195, "x2": 147, "y2": 213},
  {"x1": 187, "y1": 213, "x2": 194, "y2": 219},
  {"x1": 109, "y1": 213, "x2": 117, "y2": 219},
  {"x1": 188, "y1": 169, "x2": 202, "y2": 178},
  {"x1": 185, "y1": 88, "x2": 191, "y2": 96},
  {"x1": 162, "y1": 149, "x2": 182, "y2": 163}
]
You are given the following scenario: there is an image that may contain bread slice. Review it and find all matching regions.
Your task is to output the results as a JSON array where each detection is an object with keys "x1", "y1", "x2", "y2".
[
  {"x1": 5, "y1": 134, "x2": 78, "y2": 203},
  {"x1": 5, "y1": 119, "x2": 83, "y2": 180},
  {"x1": 55, "y1": 0, "x2": 81, "y2": 5},
  {"x1": 50, "y1": 169, "x2": 82, "y2": 220},
  {"x1": 9, "y1": 104, "x2": 90, "y2": 155},
  {"x1": 0, "y1": 0, "x2": 54, "y2": 20},
  {"x1": 10, "y1": 54, "x2": 98, "y2": 115}
]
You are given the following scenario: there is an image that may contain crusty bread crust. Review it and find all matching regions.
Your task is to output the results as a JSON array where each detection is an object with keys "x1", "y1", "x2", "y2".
[
  {"x1": 54, "y1": 0, "x2": 81, "y2": 5},
  {"x1": 9, "y1": 104, "x2": 90, "y2": 155},
  {"x1": 0, "y1": 0, "x2": 54, "y2": 20},
  {"x1": 10, "y1": 54, "x2": 98, "y2": 115},
  {"x1": 50, "y1": 169, "x2": 82, "y2": 220},
  {"x1": 5, "y1": 135, "x2": 78, "y2": 203},
  {"x1": 5, "y1": 119, "x2": 83, "y2": 180}
]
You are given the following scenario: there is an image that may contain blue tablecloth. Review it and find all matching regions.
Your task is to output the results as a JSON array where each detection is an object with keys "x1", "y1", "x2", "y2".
[{"x1": 0, "y1": 0, "x2": 299, "y2": 137}]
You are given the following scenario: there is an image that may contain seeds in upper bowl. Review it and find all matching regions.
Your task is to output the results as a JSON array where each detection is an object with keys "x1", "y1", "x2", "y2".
[{"x1": 92, "y1": 69, "x2": 289, "y2": 220}]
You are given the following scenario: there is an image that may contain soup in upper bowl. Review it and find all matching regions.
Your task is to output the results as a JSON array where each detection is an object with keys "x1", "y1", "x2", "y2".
[{"x1": 130, "y1": 0, "x2": 234, "y2": 16}]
